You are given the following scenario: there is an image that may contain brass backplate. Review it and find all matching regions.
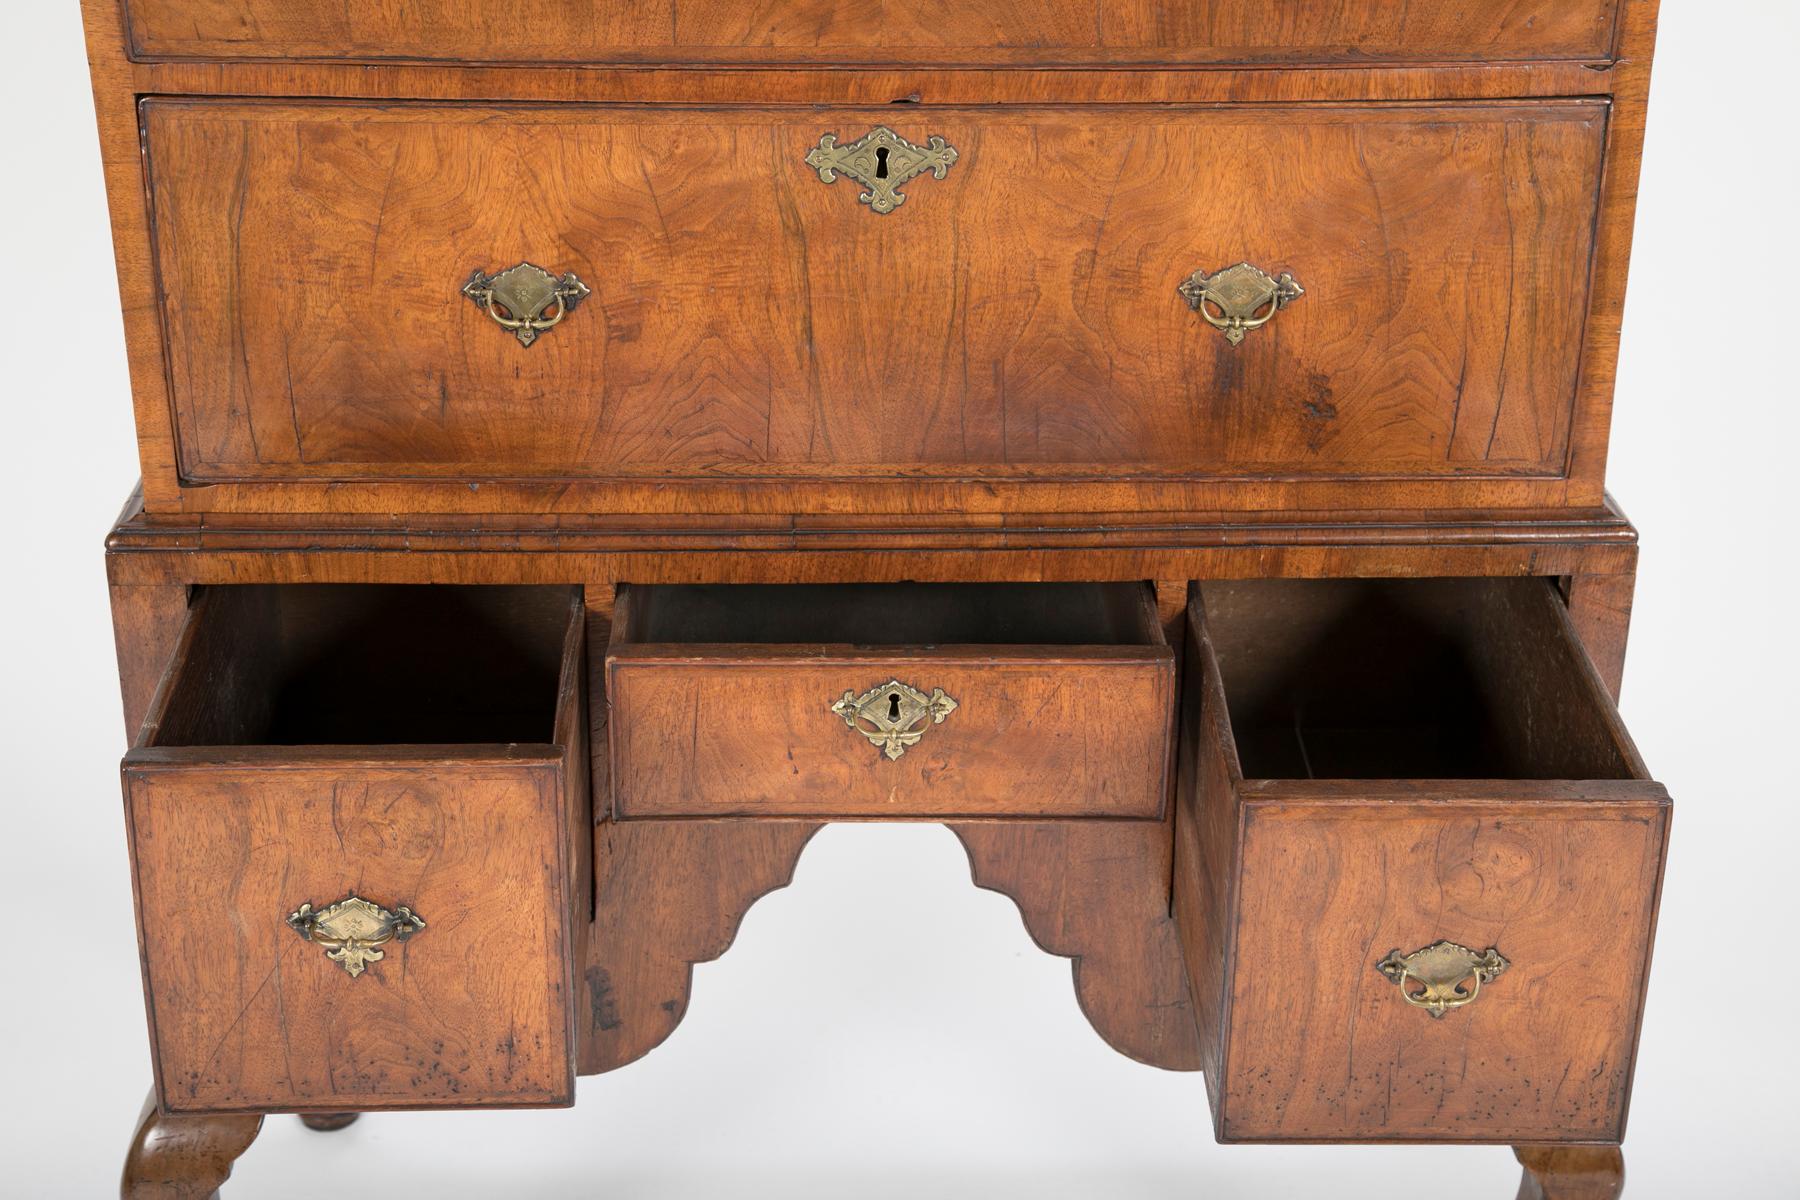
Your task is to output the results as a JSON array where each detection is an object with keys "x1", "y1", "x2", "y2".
[
  {"x1": 287, "y1": 895, "x2": 426, "y2": 979},
  {"x1": 805, "y1": 126, "x2": 959, "y2": 214},
  {"x1": 831, "y1": 679, "x2": 959, "y2": 760},
  {"x1": 1375, "y1": 940, "x2": 1509, "y2": 1018},
  {"x1": 461, "y1": 262, "x2": 591, "y2": 347},
  {"x1": 1178, "y1": 262, "x2": 1304, "y2": 345}
]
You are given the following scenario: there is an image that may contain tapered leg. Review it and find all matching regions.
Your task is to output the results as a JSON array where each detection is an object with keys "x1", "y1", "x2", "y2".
[
  {"x1": 298, "y1": 1113, "x2": 360, "y2": 1133},
  {"x1": 121, "y1": 1090, "x2": 263, "y2": 1200},
  {"x1": 1515, "y1": 1146, "x2": 1626, "y2": 1200}
]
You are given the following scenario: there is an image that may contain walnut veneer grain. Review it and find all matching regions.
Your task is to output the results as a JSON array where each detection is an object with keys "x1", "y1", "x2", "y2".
[
  {"x1": 123, "y1": 586, "x2": 587, "y2": 1113},
  {"x1": 143, "y1": 101, "x2": 1602, "y2": 518},
  {"x1": 122, "y1": 0, "x2": 1622, "y2": 66},
  {"x1": 1176, "y1": 579, "x2": 1670, "y2": 1143},
  {"x1": 606, "y1": 582, "x2": 1175, "y2": 818},
  {"x1": 79, "y1": 0, "x2": 1662, "y2": 518},
  {"x1": 85, "y1": 0, "x2": 1672, "y2": 1189}
]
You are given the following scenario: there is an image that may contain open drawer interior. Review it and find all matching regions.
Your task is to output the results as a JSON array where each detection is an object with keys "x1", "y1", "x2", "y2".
[
  {"x1": 123, "y1": 583, "x2": 588, "y2": 1113},
  {"x1": 1196, "y1": 577, "x2": 1647, "y2": 782},
  {"x1": 615, "y1": 581, "x2": 1165, "y2": 648},
  {"x1": 139, "y1": 584, "x2": 577, "y2": 750},
  {"x1": 1179, "y1": 577, "x2": 1669, "y2": 1143}
]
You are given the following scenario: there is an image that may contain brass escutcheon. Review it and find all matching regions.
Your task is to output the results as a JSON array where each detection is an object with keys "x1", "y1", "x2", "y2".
[
  {"x1": 1178, "y1": 262, "x2": 1304, "y2": 345},
  {"x1": 805, "y1": 126, "x2": 959, "y2": 215},
  {"x1": 831, "y1": 679, "x2": 959, "y2": 760},
  {"x1": 461, "y1": 262, "x2": 591, "y2": 347},
  {"x1": 287, "y1": 895, "x2": 426, "y2": 979},
  {"x1": 1375, "y1": 940, "x2": 1509, "y2": 1018}
]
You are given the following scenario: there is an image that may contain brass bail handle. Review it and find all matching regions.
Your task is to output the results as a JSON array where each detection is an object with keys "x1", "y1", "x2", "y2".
[
  {"x1": 1178, "y1": 262, "x2": 1304, "y2": 345},
  {"x1": 287, "y1": 895, "x2": 427, "y2": 979},
  {"x1": 1375, "y1": 940, "x2": 1510, "y2": 1019},
  {"x1": 461, "y1": 261, "x2": 591, "y2": 347}
]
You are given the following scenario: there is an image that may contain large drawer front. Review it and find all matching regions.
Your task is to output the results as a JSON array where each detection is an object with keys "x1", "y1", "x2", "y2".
[
  {"x1": 144, "y1": 100, "x2": 1605, "y2": 512},
  {"x1": 123, "y1": 0, "x2": 1621, "y2": 66},
  {"x1": 123, "y1": 585, "x2": 587, "y2": 1113},
  {"x1": 606, "y1": 582, "x2": 1175, "y2": 818},
  {"x1": 1177, "y1": 578, "x2": 1670, "y2": 1143}
]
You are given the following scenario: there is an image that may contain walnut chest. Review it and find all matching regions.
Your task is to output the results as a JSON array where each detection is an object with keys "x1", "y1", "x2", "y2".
[{"x1": 82, "y1": 0, "x2": 1670, "y2": 1195}]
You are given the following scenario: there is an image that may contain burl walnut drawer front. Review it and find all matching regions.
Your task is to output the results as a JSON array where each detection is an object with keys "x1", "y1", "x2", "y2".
[
  {"x1": 123, "y1": 585, "x2": 587, "y2": 1114},
  {"x1": 142, "y1": 100, "x2": 1604, "y2": 513},
  {"x1": 1176, "y1": 578, "x2": 1669, "y2": 1143},
  {"x1": 122, "y1": 0, "x2": 1621, "y2": 65},
  {"x1": 606, "y1": 582, "x2": 1175, "y2": 819}
]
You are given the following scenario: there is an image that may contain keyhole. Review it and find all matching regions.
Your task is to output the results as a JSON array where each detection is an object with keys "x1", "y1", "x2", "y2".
[
  {"x1": 888, "y1": 692, "x2": 902, "y2": 721},
  {"x1": 875, "y1": 146, "x2": 890, "y2": 179}
]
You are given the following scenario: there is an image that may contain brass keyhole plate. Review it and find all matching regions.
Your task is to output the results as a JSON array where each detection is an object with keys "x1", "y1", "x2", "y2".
[
  {"x1": 831, "y1": 679, "x2": 959, "y2": 760},
  {"x1": 804, "y1": 126, "x2": 959, "y2": 215}
]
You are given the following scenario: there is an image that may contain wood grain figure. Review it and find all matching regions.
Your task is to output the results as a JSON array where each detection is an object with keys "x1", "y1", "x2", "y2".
[
  {"x1": 123, "y1": 586, "x2": 587, "y2": 1113},
  {"x1": 78, "y1": 0, "x2": 1672, "y2": 1190},
  {"x1": 141, "y1": 100, "x2": 1602, "y2": 518},
  {"x1": 122, "y1": 0, "x2": 1622, "y2": 66},
  {"x1": 1175, "y1": 579, "x2": 1670, "y2": 1143},
  {"x1": 607, "y1": 583, "x2": 1174, "y2": 818}
]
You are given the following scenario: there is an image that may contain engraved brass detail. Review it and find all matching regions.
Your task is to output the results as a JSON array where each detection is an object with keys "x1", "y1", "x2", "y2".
[
  {"x1": 831, "y1": 679, "x2": 959, "y2": 760},
  {"x1": 461, "y1": 262, "x2": 591, "y2": 347},
  {"x1": 287, "y1": 895, "x2": 426, "y2": 979},
  {"x1": 1178, "y1": 262, "x2": 1304, "y2": 345},
  {"x1": 805, "y1": 126, "x2": 959, "y2": 215},
  {"x1": 1375, "y1": 940, "x2": 1509, "y2": 1019}
]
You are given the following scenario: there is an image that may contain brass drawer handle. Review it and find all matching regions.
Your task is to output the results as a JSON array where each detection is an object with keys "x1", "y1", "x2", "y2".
[
  {"x1": 1375, "y1": 940, "x2": 1509, "y2": 1019},
  {"x1": 1178, "y1": 262, "x2": 1304, "y2": 345},
  {"x1": 805, "y1": 126, "x2": 959, "y2": 215},
  {"x1": 287, "y1": 895, "x2": 427, "y2": 979},
  {"x1": 831, "y1": 679, "x2": 959, "y2": 760},
  {"x1": 461, "y1": 262, "x2": 591, "y2": 347}
]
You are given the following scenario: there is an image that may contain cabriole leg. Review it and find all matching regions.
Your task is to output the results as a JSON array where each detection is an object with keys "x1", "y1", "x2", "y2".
[{"x1": 121, "y1": 1090, "x2": 263, "y2": 1200}]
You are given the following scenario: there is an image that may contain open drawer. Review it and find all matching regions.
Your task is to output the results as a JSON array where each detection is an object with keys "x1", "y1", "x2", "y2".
[
  {"x1": 122, "y1": 585, "x2": 587, "y2": 1114},
  {"x1": 606, "y1": 582, "x2": 1176, "y2": 818},
  {"x1": 1177, "y1": 578, "x2": 1670, "y2": 1144}
]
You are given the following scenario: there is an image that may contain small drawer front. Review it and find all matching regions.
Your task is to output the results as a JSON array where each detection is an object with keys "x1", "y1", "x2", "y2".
[
  {"x1": 122, "y1": 0, "x2": 1621, "y2": 65},
  {"x1": 122, "y1": 585, "x2": 587, "y2": 1113},
  {"x1": 606, "y1": 583, "x2": 1175, "y2": 818},
  {"x1": 1179, "y1": 578, "x2": 1671, "y2": 1143},
  {"x1": 126, "y1": 759, "x2": 577, "y2": 1113},
  {"x1": 1225, "y1": 797, "x2": 1666, "y2": 1142},
  {"x1": 141, "y1": 99, "x2": 1604, "y2": 516}
]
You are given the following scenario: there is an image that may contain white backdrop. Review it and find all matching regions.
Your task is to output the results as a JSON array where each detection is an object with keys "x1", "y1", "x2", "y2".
[{"x1": 3, "y1": 3, "x2": 1796, "y2": 1196}]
